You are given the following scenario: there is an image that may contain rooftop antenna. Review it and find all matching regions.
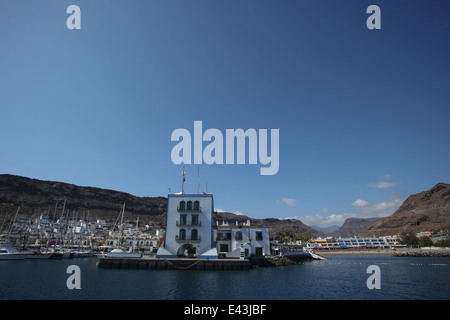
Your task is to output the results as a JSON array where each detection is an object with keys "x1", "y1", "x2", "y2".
[
  {"x1": 182, "y1": 166, "x2": 186, "y2": 194},
  {"x1": 206, "y1": 180, "x2": 208, "y2": 194}
]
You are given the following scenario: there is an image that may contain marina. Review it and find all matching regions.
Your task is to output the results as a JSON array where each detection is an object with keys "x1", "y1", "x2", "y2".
[
  {"x1": 0, "y1": 191, "x2": 322, "y2": 270},
  {"x1": 1, "y1": 179, "x2": 448, "y2": 281},
  {"x1": 1, "y1": 186, "x2": 449, "y2": 300}
]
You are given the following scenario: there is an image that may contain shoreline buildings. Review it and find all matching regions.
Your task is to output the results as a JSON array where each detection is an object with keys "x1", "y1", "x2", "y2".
[{"x1": 307, "y1": 235, "x2": 404, "y2": 250}]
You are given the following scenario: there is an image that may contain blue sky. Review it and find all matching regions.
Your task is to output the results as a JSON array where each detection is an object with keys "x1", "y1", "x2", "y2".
[{"x1": 1, "y1": 1, "x2": 449, "y2": 227}]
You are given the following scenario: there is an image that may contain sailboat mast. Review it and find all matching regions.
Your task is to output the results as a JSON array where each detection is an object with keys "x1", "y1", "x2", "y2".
[
  {"x1": 120, "y1": 203, "x2": 125, "y2": 227},
  {"x1": 8, "y1": 206, "x2": 20, "y2": 240}
]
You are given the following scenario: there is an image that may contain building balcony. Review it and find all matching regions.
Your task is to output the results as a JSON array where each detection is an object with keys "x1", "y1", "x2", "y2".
[
  {"x1": 176, "y1": 221, "x2": 202, "y2": 227},
  {"x1": 175, "y1": 235, "x2": 201, "y2": 243},
  {"x1": 177, "y1": 207, "x2": 202, "y2": 212}
]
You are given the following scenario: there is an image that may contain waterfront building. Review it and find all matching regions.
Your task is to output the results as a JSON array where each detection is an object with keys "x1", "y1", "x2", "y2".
[
  {"x1": 215, "y1": 222, "x2": 270, "y2": 258},
  {"x1": 102, "y1": 237, "x2": 159, "y2": 253},
  {"x1": 335, "y1": 236, "x2": 404, "y2": 249},
  {"x1": 156, "y1": 193, "x2": 218, "y2": 258},
  {"x1": 430, "y1": 230, "x2": 450, "y2": 243},
  {"x1": 417, "y1": 231, "x2": 433, "y2": 238},
  {"x1": 308, "y1": 237, "x2": 340, "y2": 249},
  {"x1": 308, "y1": 235, "x2": 404, "y2": 250},
  {"x1": 383, "y1": 235, "x2": 402, "y2": 247}
]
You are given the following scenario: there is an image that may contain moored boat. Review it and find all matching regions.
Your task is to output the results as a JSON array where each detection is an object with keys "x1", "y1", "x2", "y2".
[
  {"x1": 61, "y1": 251, "x2": 74, "y2": 258},
  {"x1": 105, "y1": 248, "x2": 141, "y2": 258},
  {"x1": 73, "y1": 250, "x2": 94, "y2": 258},
  {"x1": 26, "y1": 251, "x2": 52, "y2": 259},
  {"x1": 0, "y1": 243, "x2": 29, "y2": 260},
  {"x1": 48, "y1": 252, "x2": 64, "y2": 259}
]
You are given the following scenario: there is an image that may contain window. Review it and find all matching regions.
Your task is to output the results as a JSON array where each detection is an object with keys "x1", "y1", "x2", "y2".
[
  {"x1": 187, "y1": 201, "x2": 192, "y2": 211},
  {"x1": 179, "y1": 201, "x2": 186, "y2": 211},
  {"x1": 191, "y1": 229, "x2": 198, "y2": 240},
  {"x1": 193, "y1": 201, "x2": 200, "y2": 211},
  {"x1": 179, "y1": 229, "x2": 186, "y2": 240},
  {"x1": 218, "y1": 232, "x2": 231, "y2": 240},
  {"x1": 220, "y1": 244, "x2": 229, "y2": 252},
  {"x1": 192, "y1": 215, "x2": 199, "y2": 225},
  {"x1": 180, "y1": 214, "x2": 187, "y2": 225},
  {"x1": 255, "y1": 231, "x2": 263, "y2": 241},
  {"x1": 235, "y1": 231, "x2": 243, "y2": 241}
]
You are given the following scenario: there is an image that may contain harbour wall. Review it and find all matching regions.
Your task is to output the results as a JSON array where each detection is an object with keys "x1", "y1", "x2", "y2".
[
  {"x1": 392, "y1": 248, "x2": 450, "y2": 257},
  {"x1": 97, "y1": 253, "x2": 315, "y2": 270},
  {"x1": 97, "y1": 257, "x2": 252, "y2": 270}
]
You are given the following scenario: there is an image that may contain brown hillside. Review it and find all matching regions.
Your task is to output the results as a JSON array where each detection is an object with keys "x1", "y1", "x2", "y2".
[{"x1": 359, "y1": 183, "x2": 450, "y2": 236}]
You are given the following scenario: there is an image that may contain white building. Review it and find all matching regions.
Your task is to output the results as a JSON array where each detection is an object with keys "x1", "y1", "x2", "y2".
[
  {"x1": 156, "y1": 193, "x2": 218, "y2": 258},
  {"x1": 215, "y1": 223, "x2": 270, "y2": 258},
  {"x1": 335, "y1": 236, "x2": 403, "y2": 249}
]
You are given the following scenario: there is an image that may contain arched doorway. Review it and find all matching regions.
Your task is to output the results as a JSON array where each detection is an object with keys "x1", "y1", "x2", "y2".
[{"x1": 177, "y1": 244, "x2": 197, "y2": 257}]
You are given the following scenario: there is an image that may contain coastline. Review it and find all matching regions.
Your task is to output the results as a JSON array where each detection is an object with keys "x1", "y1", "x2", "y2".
[
  {"x1": 316, "y1": 249, "x2": 396, "y2": 255},
  {"x1": 316, "y1": 248, "x2": 450, "y2": 257}
]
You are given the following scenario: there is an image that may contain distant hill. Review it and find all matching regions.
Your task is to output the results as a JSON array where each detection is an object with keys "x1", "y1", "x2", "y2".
[
  {"x1": 359, "y1": 183, "x2": 450, "y2": 236},
  {"x1": 0, "y1": 174, "x2": 167, "y2": 227},
  {"x1": 329, "y1": 218, "x2": 382, "y2": 238},
  {"x1": 310, "y1": 225, "x2": 340, "y2": 235},
  {"x1": 0, "y1": 174, "x2": 325, "y2": 238}
]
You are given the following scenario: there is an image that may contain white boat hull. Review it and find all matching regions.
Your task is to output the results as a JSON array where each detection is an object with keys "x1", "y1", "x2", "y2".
[
  {"x1": 73, "y1": 251, "x2": 94, "y2": 258},
  {"x1": 0, "y1": 253, "x2": 28, "y2": 260},
  {"x1": 1, "y1": 243, "x2": 29, "y2": 260},
  {"x1": 105, "y1": 249, "x2": 141, "y2": 258}
]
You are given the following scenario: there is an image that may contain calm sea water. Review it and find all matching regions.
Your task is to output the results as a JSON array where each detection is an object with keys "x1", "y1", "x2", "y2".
[{"x1": 0, "y1": 254, "x2": 449, "y2": 300}]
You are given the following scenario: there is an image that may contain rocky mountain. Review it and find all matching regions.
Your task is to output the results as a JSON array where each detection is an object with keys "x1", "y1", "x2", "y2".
[
  {"x1": 0, "y1": 174, "x2": 325, "y2": 238},
  {"x1": 359, "y1": 183, "x2": 450, "y2": 236},
  {"x1": 0, "y1": 174, "x2": 167, "y2": 227},
  {"x1": 329, "y1": 217, "x2": 382, "y2": 238}
]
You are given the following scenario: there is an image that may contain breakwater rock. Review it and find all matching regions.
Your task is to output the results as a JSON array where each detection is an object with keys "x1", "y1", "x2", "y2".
[
  {"x1": 393, "y1": 250, "x2": 450, "y2": 257},
  {"x1": 249, "y1": 252, "x2": 314, "y2": 267}
]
